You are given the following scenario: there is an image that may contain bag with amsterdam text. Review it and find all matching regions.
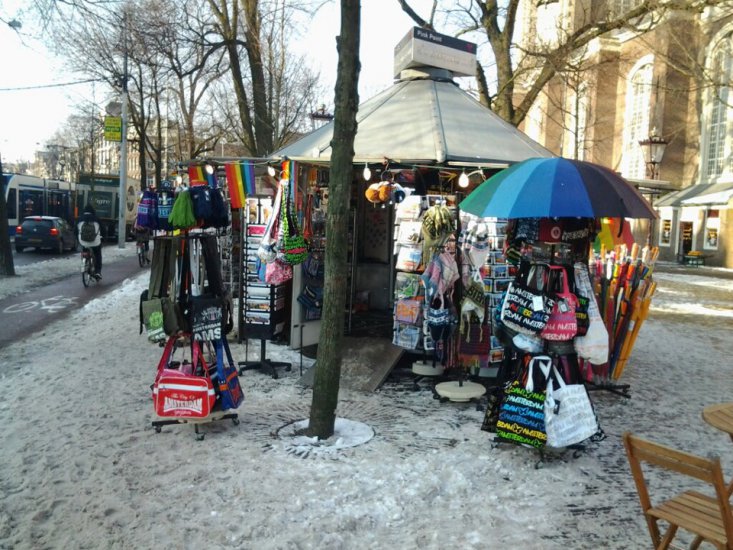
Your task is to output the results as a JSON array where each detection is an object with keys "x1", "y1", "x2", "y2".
[
  {"x1": 540, "y1": 265, "x2": 578, "y2": 341},
  {"x1": 152, "y1": 337, "x2": 215, "y2": 419},
  {"x1": 499, "y1": 262, "x2": 555, "y2": 335},
  {"x1": 496, "y1": 355, "x2": 552, "y2": 449}
]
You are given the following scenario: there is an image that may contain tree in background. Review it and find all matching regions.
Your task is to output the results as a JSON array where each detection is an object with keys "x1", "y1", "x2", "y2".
[
  {"x1": 306, "y1": 0, "x2": 361, "y2": 439},
  {"x1": 397, "y1": 0, "x2": 730, "y2": 127}
]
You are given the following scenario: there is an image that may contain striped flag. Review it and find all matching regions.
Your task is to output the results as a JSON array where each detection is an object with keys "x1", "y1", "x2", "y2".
[
  {"x1": 224, "y1": 163, "x2": 246, "y2": 209},
  {"x1": 188, "y1": 165, "x2": 206, "y2": 186},
  {"x1": 242, "y1": 161, "x2": 256, "y2": 196}
]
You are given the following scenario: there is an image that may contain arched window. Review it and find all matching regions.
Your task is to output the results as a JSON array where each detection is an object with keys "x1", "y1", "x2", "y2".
[
  {"x1": 622, "y1": 62, "x2": 653, "y2": 179},
  {"x1": 704, "y1": 34, "x2": 733, "y2": 180}
]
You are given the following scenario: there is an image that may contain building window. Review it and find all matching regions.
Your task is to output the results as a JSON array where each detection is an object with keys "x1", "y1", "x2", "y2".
[
  {"x1": 563, "y1": 84, "x2": 588, "y2": 160},
  {"x1": 622, "y1": 62, "x2": 653, "y2": 179},
  {"x1": 614, "y1": 0, "x2": 642, "y2": 16},
  {"x1": 660, "y1": 219, "x2": 672, "y2": 246},
  {"x1": 704, "y1": 209, "x2": 720, "y2": 250},
  {"x1": 704, "y1": 34, "x2": 732, "y2": 180}
]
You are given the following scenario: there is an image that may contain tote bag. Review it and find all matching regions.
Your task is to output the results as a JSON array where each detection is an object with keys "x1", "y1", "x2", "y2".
[
  {"x1": 540, "y1": 265, "x2": 579, "y2": 341},
  {"x1": 499, "y1": 263, "x2": 555, "y2": 335},
  {"x1": 544, "y1": 363, "x2": 599, "y2": 448},
  {"x1": 496, "y1": 355, "x2": 552, "y2": 449},
  {"x1": 573, "y1": 263, "x2": 609, "y2": 365}
]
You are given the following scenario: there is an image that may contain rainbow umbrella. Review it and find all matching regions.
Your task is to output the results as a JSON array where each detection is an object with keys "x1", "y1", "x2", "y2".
[{"x1": 460, "y1": 157, "x2": 658, "y2": 219}]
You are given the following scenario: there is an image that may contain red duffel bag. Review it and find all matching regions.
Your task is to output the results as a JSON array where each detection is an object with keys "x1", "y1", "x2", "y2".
[{"x1": 152, "y1": 336, "x2": 216, "y2": 418}]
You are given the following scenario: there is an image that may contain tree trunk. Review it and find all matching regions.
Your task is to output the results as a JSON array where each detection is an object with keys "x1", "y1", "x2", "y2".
[
  {"x1": 0, "y1": 156, "x2": 16, "y2": 277},
  {"x1": 242, "y1": 0, "x2": 274, "y2": 155},
  {"x1": 306, "y1": 0, "x2": 361, "y2": 440}
]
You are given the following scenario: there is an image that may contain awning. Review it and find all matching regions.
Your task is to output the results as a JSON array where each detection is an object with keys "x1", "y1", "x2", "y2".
[
  {"x1": 655, "y1": 181, "x2": 733, "y2": 208},
  {"x1": 681, "y1": 182, "x2": 733, "y2": 206},
  {"x1": 272, "y1": 71, "x2": 554, "y2": 166}
]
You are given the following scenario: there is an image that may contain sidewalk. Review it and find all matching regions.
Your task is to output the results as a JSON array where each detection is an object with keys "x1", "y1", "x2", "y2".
[{"x1": 654, "y1": 260, "x2": 733, "y2": 280}]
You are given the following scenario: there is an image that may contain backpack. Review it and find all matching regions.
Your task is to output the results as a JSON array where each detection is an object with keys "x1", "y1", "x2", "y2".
[{"x1": 80, "y1": 220, "x2": 97, "y2": 242}]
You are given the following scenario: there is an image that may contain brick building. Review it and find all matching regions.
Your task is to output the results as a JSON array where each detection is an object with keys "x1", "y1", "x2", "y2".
[{"x1": 514, "y1": 2, "x2": 733, "y2": 267}]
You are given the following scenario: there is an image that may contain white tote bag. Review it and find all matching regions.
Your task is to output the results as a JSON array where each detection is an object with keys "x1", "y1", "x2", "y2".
[
  {"x1": 573, "y1": 263, "x2": 609, "y2": 365},
  {"x1": 544, "y1": 364, "x2": 599, "y2": 448}
]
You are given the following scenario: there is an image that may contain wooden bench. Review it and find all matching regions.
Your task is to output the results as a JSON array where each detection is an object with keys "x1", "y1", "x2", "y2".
[{"x1": 677, "y1": 253, "x2": 707, "y2": 267}]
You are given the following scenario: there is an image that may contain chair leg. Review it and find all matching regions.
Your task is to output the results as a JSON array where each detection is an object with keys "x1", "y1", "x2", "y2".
[{"x1": 656, "y1": 524, "x2": 677, "y2": 550}]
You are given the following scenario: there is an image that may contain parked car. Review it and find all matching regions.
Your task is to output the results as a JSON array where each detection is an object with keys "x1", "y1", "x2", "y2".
[{"x1": 14, "y1": 216, "x2": 77, "y2": 254}]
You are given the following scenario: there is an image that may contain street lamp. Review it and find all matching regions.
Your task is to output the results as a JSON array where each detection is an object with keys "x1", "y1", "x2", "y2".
[
  {"x1": 638, "y1": 128, "x2": 668, "y2": 180},
  {"x1": 638, "y1": 128, "x2": 668, "y2": 246}
]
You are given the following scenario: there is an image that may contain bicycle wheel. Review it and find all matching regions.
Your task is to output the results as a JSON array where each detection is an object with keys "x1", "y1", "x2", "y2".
[
  {"x1": 138, "y1": 245, "x2": 145, "y2": 267},
  {"x1": 82, "y1": 260, "x2": 91, "y2": 287}
]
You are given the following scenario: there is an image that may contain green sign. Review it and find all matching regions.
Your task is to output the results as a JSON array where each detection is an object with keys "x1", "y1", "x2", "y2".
[{"x1": 104, "y1": 116, "x2": 122, "y2": 142}]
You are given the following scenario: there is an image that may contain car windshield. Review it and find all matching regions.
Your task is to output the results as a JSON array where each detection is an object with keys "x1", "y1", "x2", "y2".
[{"x1": 21, "y1": 219, "x2": 54, "y2": 231}]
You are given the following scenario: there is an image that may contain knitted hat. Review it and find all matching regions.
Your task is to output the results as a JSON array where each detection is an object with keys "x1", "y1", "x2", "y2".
[{"x1": 365, "y1": 183, "x2": 381, "y2": 203}]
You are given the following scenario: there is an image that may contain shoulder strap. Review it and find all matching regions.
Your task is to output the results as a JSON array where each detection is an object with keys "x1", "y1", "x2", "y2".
[{"x1": 200, "y1": 235, "x2": 225, "y2": 297}]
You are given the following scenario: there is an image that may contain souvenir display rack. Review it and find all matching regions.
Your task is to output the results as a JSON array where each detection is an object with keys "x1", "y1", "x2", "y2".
[{"x1": 236, "y1": 212, "x2": 291, "y2": 378}]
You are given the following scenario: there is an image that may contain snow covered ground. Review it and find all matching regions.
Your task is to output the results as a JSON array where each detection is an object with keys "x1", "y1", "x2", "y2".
[{"x1": 1, "y1": 255, "x2": 733, "y2": 549}]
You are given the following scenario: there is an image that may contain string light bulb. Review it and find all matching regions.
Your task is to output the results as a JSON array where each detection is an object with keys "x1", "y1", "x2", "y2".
[
  {"x1": 267, "y1": 165, "x2": 276, "y2": 177},
  {"x1": 363, "y1": 163, "x2": 371, "y2": 181},
  {"x1": 204, "y1": 164, "x2": 214, "y2": 175},
  {"x1": 458, "y1": 170, "x2": 469, "y2": 188}
]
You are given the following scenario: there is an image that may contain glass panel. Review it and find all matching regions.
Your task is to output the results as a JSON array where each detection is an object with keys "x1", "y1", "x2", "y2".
[{"x1": 623, "y1": 63, "x2": 653, "y2": 179}]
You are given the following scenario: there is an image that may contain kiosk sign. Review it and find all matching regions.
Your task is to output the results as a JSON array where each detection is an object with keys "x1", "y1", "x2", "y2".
[{"x1": 394, "y1": 27, "x2": 477, "y2": 78}]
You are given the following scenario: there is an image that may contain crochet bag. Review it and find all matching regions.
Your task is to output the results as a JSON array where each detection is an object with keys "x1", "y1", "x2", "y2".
[{"x1": 278, "y1": 183, "x2": 308, "y2": 265}]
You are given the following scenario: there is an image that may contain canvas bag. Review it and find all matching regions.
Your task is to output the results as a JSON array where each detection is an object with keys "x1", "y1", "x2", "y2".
[
  {"x1": 152, "y1": 337, "x2": 216, "y2": 419},
  {"x1": 257, "y1": 183, "x2": 284, "y2": 263},
  {"x1": 573, "y1": 262, "x2": 609, "y2": 364},
  {"x1": 213, "y1": 337, "x2": 244, "y2": 411},
  {"x1": 141, "y1": 239, "x2": 181, "y2": 342},
  {"x1": 540, "y1": 265, "x2": 579, "y2": 341},
  {"x1": 499, "y1": 263, "x2": 555, "y2": 335},
  {"x1": 544, "y1": 363, "x2": 599, "y2": 448},
  {"x1": 190, "y1": 295, "x2": 224, "y2": 342},
  {"x1": 496, "y1": 355, "x2": 552, "y2": 449}
]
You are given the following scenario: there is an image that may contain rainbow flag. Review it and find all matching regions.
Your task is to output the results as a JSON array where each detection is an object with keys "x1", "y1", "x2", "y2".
[
  {"x1": 224, "y1": 163, "x2": 246, "y2": 209},
  {"x1": 243, "y1": 161, "x2": 256, "y2": 196},
  {"x1": 188, "y1": 165, "x2": 206, "y2": 186}
]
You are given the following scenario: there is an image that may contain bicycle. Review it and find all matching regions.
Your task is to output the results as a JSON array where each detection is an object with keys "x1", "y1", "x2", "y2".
[
  {"x1": 136, "y1": 240, "x2": 150, "y2": 267},
  {"x1": 81, "y1": 248, "x2": 98, "y2": 287}
]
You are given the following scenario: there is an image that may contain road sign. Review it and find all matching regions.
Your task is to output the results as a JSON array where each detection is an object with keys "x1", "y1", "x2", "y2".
[{"x1": 104, "y1": 116, "x2": 122, "y2": 141}]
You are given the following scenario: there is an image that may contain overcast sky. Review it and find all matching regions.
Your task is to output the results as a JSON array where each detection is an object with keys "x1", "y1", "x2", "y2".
[{"x1": 0, "y1": 0, "x2": 440, "y2": 164}]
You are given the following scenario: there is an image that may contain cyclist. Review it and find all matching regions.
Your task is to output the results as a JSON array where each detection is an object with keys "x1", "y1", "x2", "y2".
[
  {"x1": 135, "y1": 224, "x2": 151, "y2": 264},
  {"x1": 77, "y1": 204, "x2": 102, "y2": 280}
]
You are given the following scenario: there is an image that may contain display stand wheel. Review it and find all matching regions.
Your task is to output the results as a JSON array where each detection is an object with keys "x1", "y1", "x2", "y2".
[
  {"x1": 412, "y1": 361, "x2": 445, "y2": 377},
  {"x1": 434, "y1": 381, "x2": 486, "y2": 402}
]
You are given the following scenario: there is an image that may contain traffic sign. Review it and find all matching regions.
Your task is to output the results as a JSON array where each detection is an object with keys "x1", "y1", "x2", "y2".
[{"x1": 104, "y1": 116, "x2": 122, "y2": 142}]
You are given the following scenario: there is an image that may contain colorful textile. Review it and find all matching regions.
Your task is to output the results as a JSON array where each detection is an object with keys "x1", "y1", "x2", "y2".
[
  {"x1": 224, "y1": 163, "x2": 246, "y2": 209},
  {"x1": 188, "y1": 165, "x2": 207, "y2": 186}
]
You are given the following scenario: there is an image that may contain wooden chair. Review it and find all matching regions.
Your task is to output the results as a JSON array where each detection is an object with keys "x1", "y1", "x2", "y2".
[{"x1": 623, "y1": 432, "x2": 733, "y2": 549}]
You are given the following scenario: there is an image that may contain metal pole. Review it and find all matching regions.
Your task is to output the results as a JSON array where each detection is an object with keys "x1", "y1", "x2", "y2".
[{"x1": 117, "y1": 16, "x2": 128, "y2": 249}]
